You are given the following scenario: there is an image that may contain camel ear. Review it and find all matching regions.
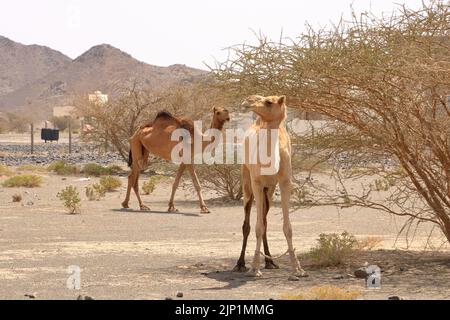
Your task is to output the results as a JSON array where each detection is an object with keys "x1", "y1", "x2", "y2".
[
  {"x1": 212, "y1": 106, "x2": 217, "y2": 112},
  {"x1": 278, "y1": 96, "x2": 286, "y2": 105}
]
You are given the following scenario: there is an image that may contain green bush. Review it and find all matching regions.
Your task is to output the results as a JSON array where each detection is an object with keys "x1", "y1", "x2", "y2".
[
  {"x1": 57, "y1": 186, "x2": 81, "y2": 214},
  {"x1": 82, "y1": 163, "x2": 122, "y2": 177},
  {"x1": 47, "y1": 161, "x2": 79, "y2": 175},
  {"x1": 85, "y1": 183, "x2": 106, "y2": 201},
  {"x1": 306, "y1": 231, "x2": 357, "y2": 267},
  {"x1": 99, "y1": 176, "x2": 122, "y2": 192},
  {"x1": 141, "y1": 176, "x2": 162, "y2": 195},
  {"x1": 2, "y1": 174, "x2": 43, "y2": 188}
]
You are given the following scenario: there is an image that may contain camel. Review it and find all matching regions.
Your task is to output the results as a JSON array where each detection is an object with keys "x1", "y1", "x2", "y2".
[
  {"x1": 121, "y1": 107, "x2": 230, "y2": 213},
  {"x1": 233, "y1": 95, "x2": 307, "y2": 278}
]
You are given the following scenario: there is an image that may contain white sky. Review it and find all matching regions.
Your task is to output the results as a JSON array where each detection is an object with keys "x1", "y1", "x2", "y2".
[{"x1": 0, "y1": 0, "x2": 425, "y2": 70}]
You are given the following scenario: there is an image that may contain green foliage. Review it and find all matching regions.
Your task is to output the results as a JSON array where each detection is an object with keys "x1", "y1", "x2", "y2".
[
  {"x1": 85, "y1": 183, "x2": 106, "y2": 201},
  {"x1": 47, "y1": 161, "x2": 79, "y2": 175},
  {"x1": 306, "y1": 232, "x2": 358, "y2": 267},
  {"x1": 82, "y1": 163, "x2": 122, "y2": 177},
  {"x1": 57, "y1": 186, "x2": 81, "y2": 214},
  {"x1": 372, "y1": 177, "x2": 397, "y2": 192},
  {"x1": 141, "y1": 176, "x2": 162, "y2": 195},
  {"x1": 99, "y1": 176, "x2": 122, "y2": 192},
  {"x1": 2, "y1": 174, "x2": 43, "y2": 188}
]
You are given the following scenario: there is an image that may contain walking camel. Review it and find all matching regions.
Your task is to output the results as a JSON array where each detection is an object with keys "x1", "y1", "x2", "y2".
[
  {"x1": 122, "y1": 107, "x2": 230, "y2": 213},
  {"x1": 233, "y1": 95, "x2": 307, "y2": 278}
]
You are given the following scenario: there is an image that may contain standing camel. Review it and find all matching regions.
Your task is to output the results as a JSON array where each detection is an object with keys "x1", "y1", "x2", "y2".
[
  {"x1": 121, "y1": 107, "x2": 230, "y2": 213},
  {"x1": 233, "y1": 95, "x2": 307, "y2": 278}
]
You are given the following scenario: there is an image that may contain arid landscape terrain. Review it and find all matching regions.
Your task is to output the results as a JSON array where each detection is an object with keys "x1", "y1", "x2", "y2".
[{"x1": 1, "y1": 136, "x2": 449, "y2": 300}]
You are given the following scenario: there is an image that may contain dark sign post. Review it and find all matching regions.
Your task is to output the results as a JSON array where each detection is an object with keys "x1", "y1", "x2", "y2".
[
  {"x1": 68, "y1": 117, "x2": 72, "y2": 154},
  {"x1": 30, "y1": 123, "x2": 34, "y2": 154}
]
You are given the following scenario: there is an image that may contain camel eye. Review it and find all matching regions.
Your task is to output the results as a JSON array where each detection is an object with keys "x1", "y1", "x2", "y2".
[{"x1": 266, "y1": 101, "x2": 273, "y2": 105}]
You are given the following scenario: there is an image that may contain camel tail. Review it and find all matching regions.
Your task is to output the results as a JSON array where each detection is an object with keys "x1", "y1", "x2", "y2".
[{"x1": 127, "y1": 150, "x2": 133, "y2": 167}]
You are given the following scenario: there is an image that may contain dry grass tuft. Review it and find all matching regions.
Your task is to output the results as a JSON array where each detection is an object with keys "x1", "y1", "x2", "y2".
[
  {"x1": 2, "y1": 174, "x2": 43, "y2": 188},
  {"x1": 282, "y1": 285, "x2": 361, "y2": 300}
]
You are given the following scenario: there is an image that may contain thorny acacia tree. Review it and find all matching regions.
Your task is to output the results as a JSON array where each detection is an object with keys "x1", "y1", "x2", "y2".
[{"x1": 211, "y1": 1, "x2": 450, "y2": 244}]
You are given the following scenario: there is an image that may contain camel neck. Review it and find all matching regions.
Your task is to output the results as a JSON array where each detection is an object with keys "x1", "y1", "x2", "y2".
[{"x1": 258, "y1": 118, "x2": 283, "y2": 130}]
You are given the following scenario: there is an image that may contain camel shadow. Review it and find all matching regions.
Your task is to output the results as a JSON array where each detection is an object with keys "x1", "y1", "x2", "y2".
[
  {"x1": 112, "y1": 208, "x2": 201, "y2": 217},
  {"x1": 193, "y1": 260, "x2": 291, "y2": 291}
]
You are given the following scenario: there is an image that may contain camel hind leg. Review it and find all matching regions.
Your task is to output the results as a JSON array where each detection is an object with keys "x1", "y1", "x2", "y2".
[{"x1": 122, "y1": 133, "x2": 150, "y2": 210}]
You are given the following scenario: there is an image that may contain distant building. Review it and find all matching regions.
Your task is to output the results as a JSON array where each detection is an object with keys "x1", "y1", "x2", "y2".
[{"x1": 88, "y1": 90, "x2": 108, "y2": 105}]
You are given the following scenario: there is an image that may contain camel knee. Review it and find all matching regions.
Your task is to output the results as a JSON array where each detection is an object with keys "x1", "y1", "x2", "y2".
[
  {"x1": 283, "y1": 223, "x2": 293, "y2": 239},
  {"x1": 255, "y1": 221, "x2": 264, "y2": 238}
]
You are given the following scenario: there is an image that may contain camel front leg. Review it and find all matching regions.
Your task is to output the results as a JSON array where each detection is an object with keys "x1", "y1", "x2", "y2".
[
  {"x1": 168, "y1": 164, "x2": 186, "y2": 212},
  {"x1": 233, "y1": 194, "x2": 253, "y2": 272},
  {"x1": 250, "y1": 181, "x2": 264, "y2": 277},
  {"x1": 263, "y1": 186, "x2": 279, "y2": 269},
  {"x1": 186, "y1": 165, "x2": 210, "y2": 214},
  {"x1": 279, "y1": 178, "x2": 307, "y2": 277}
]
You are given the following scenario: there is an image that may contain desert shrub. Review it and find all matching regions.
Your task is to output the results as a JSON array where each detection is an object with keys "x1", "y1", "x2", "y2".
[
  {"x1": 141, "y1": 176, "x2": 163, "y2": 195},
  {"x1": 12, "y1": 193, "x2": 22, "y2": 202},
  {"x1": 57, "y1": 186, "x2": 81, "y2": 214},
  {"x1": 82, "y1": 163, "x2": 122, "y2": 177},
  {"x1": 47, "y1": 161, "x2": 79, "y2": 175},
  {"x1": 194, "y1": 164, "x2": 242, "y2": 200},
  {"x1": 2, "y1": 174, "x2": 43, "y2": 188},
  {"x1": 85, "y1": 183, "x2": 106, "y2": 201},
  {"x1": 356, "y1": 236, "x2": 383, "y2": 251},
  {"x1": 0, "y1": 164, "x2": 13, "y2": 177},
  {"x1": 306, "y1": 232, "x2": 357, "y2": 267},
  {"x1": 16, "y1": 164, "x2": 47, "y2": 173},
  {"x1": 282, "y1": 285, "x2": 361, "y2": 300},
  {"x1": 99, "y1": 176, "x2": 122, "y2": 192}
]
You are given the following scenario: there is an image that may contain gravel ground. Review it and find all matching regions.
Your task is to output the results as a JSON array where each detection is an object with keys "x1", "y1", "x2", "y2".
[
  {"x1": 0, "y1": 174, "x2": 449, "y2": 300},
  {"x1": 0, "y1": 134, "x2": 123, "y2": 166}
]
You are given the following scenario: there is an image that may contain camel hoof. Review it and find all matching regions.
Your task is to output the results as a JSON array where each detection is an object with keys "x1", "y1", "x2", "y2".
[
  {"x1": 294, "y1": 269, "x2": 309, "y2": 278},
  {"x1": 264, "y1": 261, "x2": 280, "y2": 270},
  {"x1": 167, "y1": 206, "x2": 179, "y2": 213},
  {"x1": 232, "y1": 264, "x2": 249, "y2": 273},
  {"x1": 247, "y1": 269, "x2": 262, "y2": 278},
  {"x1": 200, "y1": 206, "x2": 210, "y2": 214},
  {"x1": 140, "y1": 205, "x2": 151, "y2": 211},
  {"x1": 121, "y1": 202, "x2": 129, "y2": 209}
]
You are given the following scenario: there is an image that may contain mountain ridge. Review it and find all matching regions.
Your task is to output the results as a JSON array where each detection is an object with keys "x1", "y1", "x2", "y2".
[{"x1": 0, "y1": 36, "x2": 208, "y2": 118}]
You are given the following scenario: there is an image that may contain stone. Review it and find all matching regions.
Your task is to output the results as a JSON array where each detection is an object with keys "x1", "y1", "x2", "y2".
[
  {"x1": 354, "y1": 267, "x2": 368, "y2": 279},
  {"x1": 176, "y1": 292, "x2": 183, "y2": 298}
]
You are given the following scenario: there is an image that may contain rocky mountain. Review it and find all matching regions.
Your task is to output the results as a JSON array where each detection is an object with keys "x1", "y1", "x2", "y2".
[
  {"x1": 0, "y1": 37, "x2": 208, "y2": 117},
  {"x1": 0, "y1": 35, "x2": 71, "y2": 97}
]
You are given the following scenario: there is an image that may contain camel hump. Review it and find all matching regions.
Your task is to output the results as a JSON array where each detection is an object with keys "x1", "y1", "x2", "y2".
[{"x1": 155, "y1": 110, "x2": 175, "y2": 121}]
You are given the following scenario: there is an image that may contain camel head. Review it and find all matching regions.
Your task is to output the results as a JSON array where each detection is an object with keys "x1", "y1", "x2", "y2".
[
  {"x1": 212, "y1": 106, "x2": 230, "y2": 129},
  {"x1": 242, "y1": 95, "x2": 287, "y2": 122}
]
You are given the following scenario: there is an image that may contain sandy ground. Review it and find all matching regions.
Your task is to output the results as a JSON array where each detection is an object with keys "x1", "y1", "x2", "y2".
[{"x1": 0, "y1": 173, "x2": 449, "y2": 300}]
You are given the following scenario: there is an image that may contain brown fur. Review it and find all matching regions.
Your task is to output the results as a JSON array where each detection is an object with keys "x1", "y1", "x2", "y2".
[{"x1": 122, "y1": 107, "x2": 230, "y2": 213}]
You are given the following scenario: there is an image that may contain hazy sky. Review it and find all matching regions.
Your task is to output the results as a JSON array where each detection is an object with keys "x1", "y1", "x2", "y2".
[{"x1": 0, "y1": 0, "x2": 425, "y2": 69}]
